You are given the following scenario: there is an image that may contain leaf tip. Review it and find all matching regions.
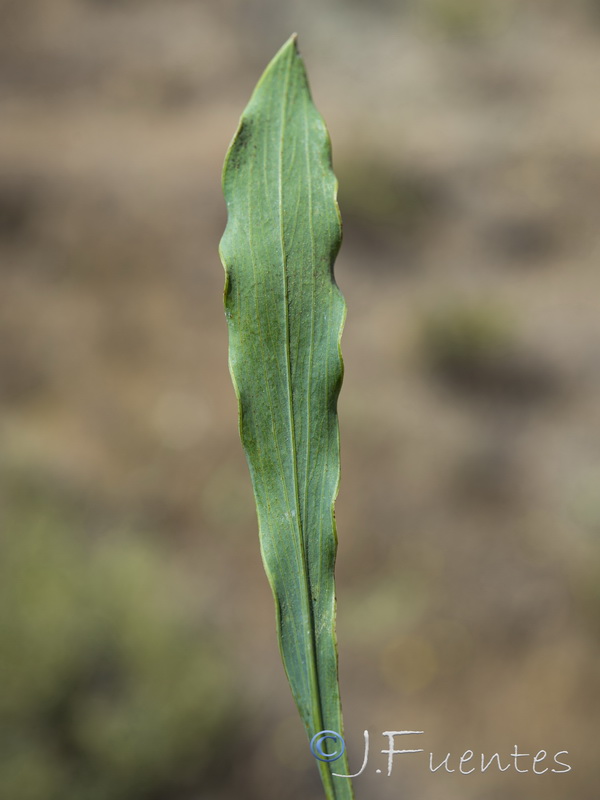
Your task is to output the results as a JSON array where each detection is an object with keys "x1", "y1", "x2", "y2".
[{"x1": 283, "y1": 32, "x2": 300, "y2": 55}]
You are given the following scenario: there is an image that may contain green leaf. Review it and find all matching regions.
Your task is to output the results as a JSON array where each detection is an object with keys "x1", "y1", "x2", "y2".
[{"x1": 219, "y1": 35, "x2": 354, "y2": 800}]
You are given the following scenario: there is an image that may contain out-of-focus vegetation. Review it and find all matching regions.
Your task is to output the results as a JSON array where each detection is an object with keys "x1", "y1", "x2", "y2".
[
  {"x1": 338, "y1": 157, "x2": 445, "y2": 261},
  {"x1": 0, "y1": 475, "x2": 239, "y2": 800},
  {"x1": 419, "y1": 302, "x2": 561, "y2": 404},
  {"x1": 422, "y1": 0, "x2": 514, "y2": 40}
]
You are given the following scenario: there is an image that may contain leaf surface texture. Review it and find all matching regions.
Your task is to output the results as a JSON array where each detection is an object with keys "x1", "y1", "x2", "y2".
[{"x1": 219, "y1": 35, "x2": 354, "y2": 800}]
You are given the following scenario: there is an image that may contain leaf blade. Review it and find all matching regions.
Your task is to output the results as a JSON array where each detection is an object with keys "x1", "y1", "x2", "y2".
[{"x1": 220, "y1": 35, "x2": 353, "y2": 799}]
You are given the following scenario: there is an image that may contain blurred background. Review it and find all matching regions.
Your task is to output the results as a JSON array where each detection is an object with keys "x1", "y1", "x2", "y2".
[{"x1": 1, "y1": 1, "x2": 599, "y2": 798}]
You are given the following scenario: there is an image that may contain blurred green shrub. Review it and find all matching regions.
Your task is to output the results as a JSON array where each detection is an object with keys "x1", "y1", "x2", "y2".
[
  {"x1": 421, "y1": 301, "x2": 514, "y2": 374},
  {"x1": 338, "y1": 158, "x2": 444, "y2": 260},
  {"x1": 422, "y1": 0, "x2": 511, "y2": 40},
  {"x1": 0, "y1": 492, "x2": 238, "y2": 800},
  {"x1": 340, "y1": 159, "x2": 441, "y2": 232},
  {"x1": 419, "y1": 302, "x2": 560, "y2": 404}
]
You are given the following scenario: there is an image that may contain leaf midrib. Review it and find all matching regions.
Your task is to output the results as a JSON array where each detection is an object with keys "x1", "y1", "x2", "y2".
[{"x1": 276, "y1": 44, "x2": 329, "y2": 753}]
